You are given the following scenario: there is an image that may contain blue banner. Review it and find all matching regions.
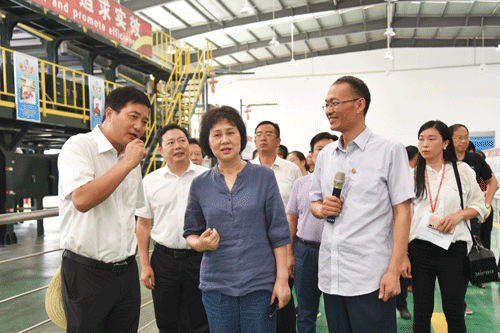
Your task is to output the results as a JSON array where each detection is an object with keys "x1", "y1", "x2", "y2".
[
  {"x1": 14, "y1": 52, "x2": 40, "y2": 122},
  {"x1": 89, "y1": 76, "x2": 105, "y2": 129}
]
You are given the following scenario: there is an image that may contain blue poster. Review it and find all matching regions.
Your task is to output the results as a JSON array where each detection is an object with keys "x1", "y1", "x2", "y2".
[
  {"x1": 89, "y1": 76, "x2": 105, "y2": 129},
  {"x1": 14, "y1": 52, "x2": 40, "y2": 122}
]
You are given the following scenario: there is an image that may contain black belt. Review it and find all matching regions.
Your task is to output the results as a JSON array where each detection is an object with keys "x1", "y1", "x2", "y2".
[
  {"x1": 155, "y1": 243, "x2": 200, "y2": 259},
  {"x1": 63, "y1": 250, "x2": 135, "y2": 274},
  {"x1": 298, "y1": 237, "x2": 321, "y2": 250}
]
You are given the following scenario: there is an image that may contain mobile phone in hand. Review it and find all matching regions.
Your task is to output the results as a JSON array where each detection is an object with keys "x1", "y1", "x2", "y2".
[{"x1": 268, "y1": 300, "x2": 279, "y2": 318}]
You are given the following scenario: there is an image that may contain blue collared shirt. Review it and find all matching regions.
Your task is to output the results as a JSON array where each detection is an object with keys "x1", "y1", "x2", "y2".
[
  {"x1": 310, "y1": 127, "x2": 415, "y2": 296},
  {"x1": 184, "y1": 162, "x2": 291, "y2": 297}
]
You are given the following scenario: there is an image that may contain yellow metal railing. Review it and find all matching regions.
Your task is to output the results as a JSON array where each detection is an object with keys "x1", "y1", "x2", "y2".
[
  {"x1": 144, "y1": 41, "x2": 213, "y2": 174},
  {"x1": 0, "y1": 46, "x2": 123, "y2": 123},
  {"x1": 0, "y1": 32, "x2": 213, "y2": 176},
  {"x1": 153, "y1": 30, "x2": 182, "y2": 69}
]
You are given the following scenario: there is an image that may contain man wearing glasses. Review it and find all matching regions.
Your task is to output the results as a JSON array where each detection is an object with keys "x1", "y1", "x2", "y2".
[
  {"x1": 252, "y1": 120, "x2": 302, "y2": 333},
  {"x1": 309, "y1": 76, "x2": 414, "y2": 333}
]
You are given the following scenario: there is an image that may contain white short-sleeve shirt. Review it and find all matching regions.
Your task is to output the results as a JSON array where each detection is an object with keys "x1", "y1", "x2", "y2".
[
  {"x1": 251, "y1": 156, "x2": 302, "y2": 207},
  {"x1": 135, "y1": 162, "x2": 208, "y2": 249},
  {"x1": 58, "y1": 126, "x2": 145, "y2": 263}
]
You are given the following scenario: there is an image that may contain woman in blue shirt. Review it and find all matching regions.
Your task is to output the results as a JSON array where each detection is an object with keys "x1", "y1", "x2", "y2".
[{"x1": 183, "y1": 105, "x2": 291, "y2": 332}]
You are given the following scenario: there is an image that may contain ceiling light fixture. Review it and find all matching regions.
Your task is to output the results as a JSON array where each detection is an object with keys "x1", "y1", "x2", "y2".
[
  {"x1": 384, "y1": 27, "x2": 395, "y2": 37},
  {"x1": 269, "y1": 0, "x2": 280, "y2": 46},
  {"x1": 269, "y1": 35, "x2": 280, "y2": 46},
  {"x1": 240, "y1": 0, "x2": 254, "y2": 15}
]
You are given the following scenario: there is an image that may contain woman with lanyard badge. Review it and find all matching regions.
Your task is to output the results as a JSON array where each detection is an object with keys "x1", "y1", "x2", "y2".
[{"x1": 401, "y1": 120, "x2": 486, "y2": 333}]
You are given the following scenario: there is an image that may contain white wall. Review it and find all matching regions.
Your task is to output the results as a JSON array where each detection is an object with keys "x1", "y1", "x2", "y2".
[{"x1": 208, "y1": 47, "x2": 500, "y2": 155}]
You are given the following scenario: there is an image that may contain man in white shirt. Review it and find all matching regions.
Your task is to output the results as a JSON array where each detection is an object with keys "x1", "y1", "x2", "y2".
[
  {"x1": 252, "y1": 121, "x2": 302, "y2": 208},
  {"x1": 252, "y1": 120, "x2": 302, "y2": 333},
  {"x1": 58, "y1": 86, "x2": 150, "y2": 332},
  {"x1": 136, "y1": 124, "x2": 209, "y2": 333},
  {"x1": 189, "y1": 138, "x2": 204, "y2": 166},
  {"x1": 310, "y1": 76, "x2": 414, "y2": 333}
]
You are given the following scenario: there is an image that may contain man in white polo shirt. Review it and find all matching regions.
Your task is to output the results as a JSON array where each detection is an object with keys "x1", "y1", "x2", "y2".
[
  {"x1": 252, "y1": 120, "x2": 302, "y2": 333},
  {"x1": 58, "y1": 86, "x2": 150, "y2": 332},
  {"x1": 136, "y1": 124, "x2": 209, "y2": 333}
]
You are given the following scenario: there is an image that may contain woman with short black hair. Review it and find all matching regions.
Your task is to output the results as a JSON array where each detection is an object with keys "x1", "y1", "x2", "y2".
[{"x1": 184, "y1": 106, "x2": 291, "y2": 332}]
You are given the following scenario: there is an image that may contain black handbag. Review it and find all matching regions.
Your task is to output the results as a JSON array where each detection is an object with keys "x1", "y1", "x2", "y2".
[{"x1": 452, "y1": 161, "x2": 498, "y2": 285}]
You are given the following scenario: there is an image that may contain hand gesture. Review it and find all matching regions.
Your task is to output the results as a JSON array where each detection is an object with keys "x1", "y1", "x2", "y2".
[
  {"x1": 379, "y1": 270, "x2": 400, "y2": 302},
  {"x1": 140, "y1": 265, "x2": 155, "y2": 290},
  {"x1": 271, "y1": 278, "x2": 291, "y2": 310},
  {"x1": 436, "y1": 212, "x2": 462, "y2": 234},
  {"x1": 401, "y1": 255, "x2": 412, "y2": 279},
  {"x1": 123, "y1": 139, "x2": 146, "y2": 169},
  {"x1": 197, "y1": 228, "x2": 220, "y2": 251}
]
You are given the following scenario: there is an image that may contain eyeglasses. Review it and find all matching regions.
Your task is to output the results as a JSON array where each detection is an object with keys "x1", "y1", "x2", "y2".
[
  {"x1": 322, "y1": 98, "x2": 360, "y2": 111},
  {"x1": 255, "y1": 132, "x2": 275, "y2": 138}
]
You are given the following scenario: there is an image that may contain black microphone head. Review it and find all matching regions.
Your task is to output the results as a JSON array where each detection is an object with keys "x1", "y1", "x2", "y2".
[{"x1": 333, "y1": 171, "x2": 345, "y2": 189}]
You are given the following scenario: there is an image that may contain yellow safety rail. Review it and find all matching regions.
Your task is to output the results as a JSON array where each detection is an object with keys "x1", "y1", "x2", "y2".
[
  {"x1": 153, "y1": 30, "x2": 182, "y2": 69},
  {"x1": 0, "y1": 36, "x2": 212, "y2": 177},
  {"x1": 144, "y1": 41, "x2": 213, "y2": 175},
  {"x1": 179, "y1": 41, "x2": 213, "y2": 131},
  {"x1": 0, "y1": 46, "x2": 123, "y2": 123}
]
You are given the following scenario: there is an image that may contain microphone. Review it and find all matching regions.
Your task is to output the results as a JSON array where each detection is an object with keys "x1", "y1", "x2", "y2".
[{"x1": 326, "y1": 172, "x2": 345, "y2": 224}]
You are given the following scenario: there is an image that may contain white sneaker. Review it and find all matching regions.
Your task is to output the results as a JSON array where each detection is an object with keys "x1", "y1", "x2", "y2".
[
  {"x1": 465, "y1": 307, "x2": 473, "y2": 316},
  {"x1": 317, "y1": 312, "x2": 321, "y2": 318}
]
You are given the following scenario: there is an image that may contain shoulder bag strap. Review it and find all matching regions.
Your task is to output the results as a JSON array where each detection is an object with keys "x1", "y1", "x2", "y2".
[{"x1": 451, "y1": 161, "x2": 477, "y2": 246}]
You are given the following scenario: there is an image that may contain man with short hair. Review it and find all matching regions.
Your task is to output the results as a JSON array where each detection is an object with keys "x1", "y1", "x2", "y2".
[
  {"x1": 253, "y1": 121, "x2": 302, "y2": 208},
  {"x1": 189, "y1": 138, "x2": 204, "y2": 166},
  {"x1": 310, "y1": 76, "x2": 414, "y2": 333},
  {"x1": 287, "y1": 132, "x2": 337, "y2": 333},
  {"x1": 278, "y1": 144, "x2": 289, "y2": 159},
  {"x1": 58, "y1": 86, "x2": 151, "y2": 332},
  {"x1": 449, "y1": 123, "x2": 498, "y2": 305},
  {"x1": 136, "y1": 124, "x2": 209, "y2": 333},
  {"x1": 252, "y1": 120, "x2": 302, "y2": 333}
]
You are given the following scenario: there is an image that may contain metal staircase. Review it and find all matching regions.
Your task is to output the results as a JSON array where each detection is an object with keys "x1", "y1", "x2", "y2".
[{"x1": 142, "y1": 40, "x2": 213, "y2": 175}]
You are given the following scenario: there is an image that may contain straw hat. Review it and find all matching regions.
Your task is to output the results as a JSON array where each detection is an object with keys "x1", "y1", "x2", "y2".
[{"x1": 45, "y1": 266, "x2": 67, "y2": 329}]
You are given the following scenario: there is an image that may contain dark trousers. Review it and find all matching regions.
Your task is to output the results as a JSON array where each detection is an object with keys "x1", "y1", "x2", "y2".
[
  {"x1": 61, "y1": 255, "x2": 140, "y2": 333},
  {"x1": 323, "y1": 289, "x2": 396, "y2": 333},
  {"x1": 396, "y1": 277, "x2": 408, "y2": 311},
  {"x1": 480, "y1": 210, "x2": 493, "y2": 249},
  {"x1": 151, "y1": 245, "x2": 209, "y2": 333},
  {"x1": 409, "y1": 240, "x2": 468, "y2": 333},
  {"x1": 276, "y1": 277, "x2": 296, "y2": 333}
]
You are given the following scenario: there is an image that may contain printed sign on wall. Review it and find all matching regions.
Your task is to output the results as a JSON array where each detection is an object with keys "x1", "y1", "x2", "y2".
[
  {"x1": 31, "y1": 0, "x2": 153, "y2": 57},
  {"x1": 89, "y1": 76, "x2": 105, "y2": 129},
  {"x1": 14, "y1": 52, "x2": 40, "y2": 123}
]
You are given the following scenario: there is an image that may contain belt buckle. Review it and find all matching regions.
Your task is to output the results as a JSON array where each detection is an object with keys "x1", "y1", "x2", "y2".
[
  {"x1": 173, "y1": 251, "x2": 187, "y2": 259},
  {"x1": 112, "y1": 262, "x2": 128, "y2": 273}
]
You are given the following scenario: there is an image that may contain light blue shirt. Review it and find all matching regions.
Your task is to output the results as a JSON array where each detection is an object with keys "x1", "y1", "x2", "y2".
[{"x1": 310, "y1": 127, "x2": 415, "y2": 296}]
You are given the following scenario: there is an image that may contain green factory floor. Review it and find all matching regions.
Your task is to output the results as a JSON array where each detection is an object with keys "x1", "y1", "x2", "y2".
[{"x1": 1, "y1": 212, "x2": 500, "y2": 332}]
